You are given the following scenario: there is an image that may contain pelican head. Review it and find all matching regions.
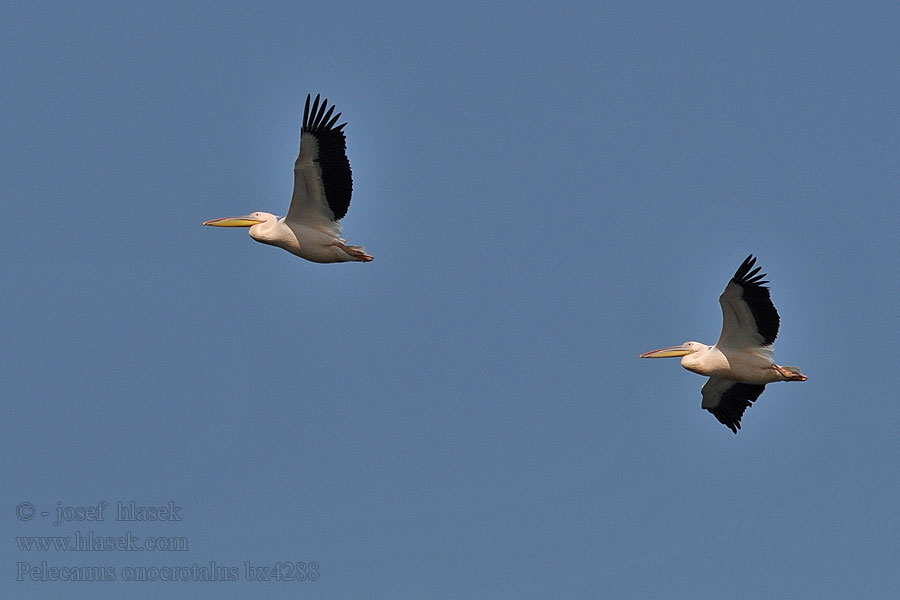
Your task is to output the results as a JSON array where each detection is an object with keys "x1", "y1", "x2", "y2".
[
  {"x1": 639, "y1": 341, "x2": 707, "y2": 359},
  {"x1": 203, "y1": 211, "x2": 282, "y2": 242},
  {"x1": 202, "y1": 212, "x2": 276, "y2": 228}
]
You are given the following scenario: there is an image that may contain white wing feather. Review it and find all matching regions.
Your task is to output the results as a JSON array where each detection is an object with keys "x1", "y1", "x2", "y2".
[
  {"x1": 716, "y1": 280, "x2": 769, "y2": 354},
  {"x1": 285, "y1": 132, "x2": 343, "y2": 237}
]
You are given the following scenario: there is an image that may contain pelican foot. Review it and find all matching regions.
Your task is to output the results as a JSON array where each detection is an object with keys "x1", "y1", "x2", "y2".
[
  {"x1": 334, "y1": 242, "x2": 373, "y2": 262},
  {"x1": 773, "y1": 364, "x2": 807, "y2": 381}
]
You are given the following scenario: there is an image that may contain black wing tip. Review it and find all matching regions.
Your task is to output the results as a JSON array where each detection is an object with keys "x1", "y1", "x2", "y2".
[
  {"x1": 732, "y1": 254, "x2": 770, "y2": 288},
  {"x1": 298, "y1": 93, "x2": 353, "y2": 221},
  {"x1": 705, "y1": 383, "x2": 766, "y2": 434},
  {"x1": 707, "y1": 407, "x2": 744, "y2": 434},
  {"x1": 730, "y1": 253, "x2": 780, "y2": 345},
  {"x1": 302, "y1": 93, "x2": 347, "y2": 134}
]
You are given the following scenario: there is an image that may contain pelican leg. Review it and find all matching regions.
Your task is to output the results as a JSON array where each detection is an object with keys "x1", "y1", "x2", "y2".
[
  {"x1": 772, "y1": 364, "x2": 807, "y2": 381},
  {"x1": 331, "y1": 241, "x2": 373, "y2": 262}
]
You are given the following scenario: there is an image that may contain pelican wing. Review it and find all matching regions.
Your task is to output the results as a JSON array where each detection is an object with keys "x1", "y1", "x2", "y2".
[
  {"x1": 701, "y1": 376, "x2": 766, "y2": 434},
  {"x1": 716, "y1": 254, "x2": 780, "y2": 350},
  {"x1": 285, "y1": 94, "x2": 353, "y2": 234}
]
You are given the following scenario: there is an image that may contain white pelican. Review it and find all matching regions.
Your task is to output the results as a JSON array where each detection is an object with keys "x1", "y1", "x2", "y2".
[
  {"x1": 203, "y1": 94, "x2": 372, "y2": 263},
  {"x1": 640, "y1": 255, "x2": 806, "y2": 433}
]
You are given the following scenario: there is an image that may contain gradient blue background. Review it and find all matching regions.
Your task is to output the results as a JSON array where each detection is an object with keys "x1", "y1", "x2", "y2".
[{"x1": 4, "y1": 1, "x2": 899, "y2": 598}]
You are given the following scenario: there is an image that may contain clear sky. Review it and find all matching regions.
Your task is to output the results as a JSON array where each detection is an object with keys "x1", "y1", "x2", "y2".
[{"x1": 3, "y1": 1, "x2": 900, "y2": 598}]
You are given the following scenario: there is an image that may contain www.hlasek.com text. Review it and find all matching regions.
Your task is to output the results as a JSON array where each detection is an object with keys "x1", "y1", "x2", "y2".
[{"x1": 16, "y1": 561, "x2": 320, "y2": 582}]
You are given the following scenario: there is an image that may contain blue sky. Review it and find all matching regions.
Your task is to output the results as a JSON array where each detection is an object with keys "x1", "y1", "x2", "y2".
[{"x1": 3, "y1": 1, "x2": 900, "y2": 598}]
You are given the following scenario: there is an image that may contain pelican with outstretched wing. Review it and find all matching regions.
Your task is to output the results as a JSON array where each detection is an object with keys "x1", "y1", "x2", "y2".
[
  {"x1": 640, "y1": 255, "x2": 806, "y2": 433},
  {"x1": 203, "y1": 94, "x2": 372, "y2": 263}
]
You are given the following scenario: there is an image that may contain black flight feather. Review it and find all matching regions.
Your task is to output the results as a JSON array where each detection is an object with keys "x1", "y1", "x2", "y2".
[
  {"x1": 705, "y1": 382, "x2": 767, "y2": 434},
  {"x1": 301, "y1": 94, "x2": 353, "y2": 221},
  {"x1": 731, "y1": 254, "x2": 780, "y2": 346}
]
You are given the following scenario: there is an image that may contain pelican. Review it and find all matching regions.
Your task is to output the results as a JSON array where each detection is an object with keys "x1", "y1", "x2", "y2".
[
  {"x1": 203, "y1": 94, "x2": 372, "y2": 263},
  {"x1": 640, "y1": 255, "x2": 806, "y2": 433}
]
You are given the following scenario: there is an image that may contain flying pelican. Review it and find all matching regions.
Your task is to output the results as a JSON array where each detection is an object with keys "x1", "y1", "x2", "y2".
[
  {"x1": 639, "y1": 255, "x2": 806, "y2": 433},
  {"x1": 203, "y1": 94, "x2": 372, "y2": 263}
]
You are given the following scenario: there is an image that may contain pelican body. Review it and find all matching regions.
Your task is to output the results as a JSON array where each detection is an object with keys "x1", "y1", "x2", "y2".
[
  {"x1": 640, "y1": 255, "x2": 806, "y2": 433},
  {"x1": 203, "y1": 94, "x2": 372, "y2": 263}
]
